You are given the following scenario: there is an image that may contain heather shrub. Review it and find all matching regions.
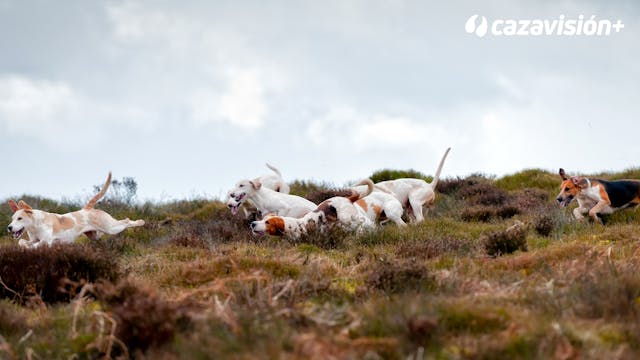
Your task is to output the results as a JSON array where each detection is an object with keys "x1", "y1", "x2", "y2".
[
  {"x1": 366, "y1": 259, "x2": 433, "y2": 294},
  {"x1": 483, "y1": 222, "x2": 528, "y2": 256},
  {"x1": 304, "y1": 189, "x2": 354, "y2": 205},
  {"x1": 510, "y1": 188, "x2": 551, "y2": 213},
  {"x1": 436, "y1": 174, "x2": 489, "y2": 195},
  {"x1": 95, "y1": 278, "x2": 192, "y2": 355},
  {"x1": 288, "y1": 180, "x2": 334, "y2": 198},
  {"x1": 533, "y1": 213, "x2": 555, "y2": 237},
  {"x1": 0, "y1": 244, "x2": 120, "y2": 304},
  {"x1": 289, "y1": 225, "x2": 351, "y2": 250},
  {"x1": 369, "y1": 169, "x2": 431, "y2": 183},
  {"x1": 495, "y1": 169, "x2": 559, "y2": 191}
]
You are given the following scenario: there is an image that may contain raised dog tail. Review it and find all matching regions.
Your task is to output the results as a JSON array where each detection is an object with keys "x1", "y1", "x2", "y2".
[
  {"x1": 265, "y1": 163, "x2": 283, "y2": 178},
  {"x1": 84, "y1": 172, "x2": 112, "y2": 210},
  {"x1": 430, "y1": 147, "x2": 451, "y2": 190},
  {"x1": 349, "y1": 178, "x2": 374, "y2": 202}
]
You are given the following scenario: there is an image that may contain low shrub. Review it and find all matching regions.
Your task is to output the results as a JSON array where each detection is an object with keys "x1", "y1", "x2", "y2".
[
  {"x1": 0, "y1": 244, "x2": 120, "y2": 304},
  {"x1": 288, "y1": 180, "x2": 334, "y2": 199},
  {"x1": 95, "y1": 278, "x2": 192, "y2": 355},
  {"x1": 483, "y1": 222, "x2": 528, "y2": 257},
  {"x1": 436, "y1": 175, "x2": 487, "y2": 195},
  {"x1": 366, "y1": 259, "x2": 433, "y2": 294},
  {"x1": 369, "y1": 169, "x2": 431, "y2": 183},
  {"x1": 533, "y1": 213, "x2": 555, "y2": 237},
  {"x1": 290, "y1": 225, "x2": 351, "y2": 250},
  {"x1": 495, "y1": 169, "x2": 559, "y2": 192},
  {"x1": 304, "y1": 189, "x2": 354, "y2": 206},
  {"x1": 510, "y1": 188, "x2": 551, "y2": 213}
]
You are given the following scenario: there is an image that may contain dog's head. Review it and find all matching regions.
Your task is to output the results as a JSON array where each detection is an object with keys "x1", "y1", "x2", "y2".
[
  {"x1": 250, "y1": 214, "x2": 286, "y2": 236},
  {"x1": 556, "y1": 168, "x2": 588, "y2": 207},
  {"x1": 226, "y1": 179, "x2": 262, "y2": 215},
  {"x1": 7, "y1": 200, "x2": 34, "y2": 239}
]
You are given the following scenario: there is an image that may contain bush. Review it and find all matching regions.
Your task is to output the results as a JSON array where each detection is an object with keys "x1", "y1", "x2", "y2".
[
  {"x1": 436, "y1": 174, "x2": 488, "y2": 195},
  {"x1": 366, "y1": 259, "x2": 433, "y2": 294},
  {"x1": 458, "y1": 182, "x2": 508, "y2": 206},
  {"x1": 304, "y1": 189, "x2": 354, "y2": 205},
  {"x1": 483, "y1": 222, "x2": 528, "y2": 257},
  {"x1": 288, "y1": 180, "x2": 334, "y2": 199},
  {"x1": 289, "y1": 225, "x2": 351, "y2": 250},
  {"x1": 510, "y1": 188, "x2": 551, "y2": 213},
  {"x1": 369, "y1": 169, "x2": 431, "y2": 183},
  {"x1": 95, "y1": 278, "x2": 192, "y2": 355},
  {"x1": 495, "y1": 169, "x2": 560, "y2": 192},
  {"x1": 0, "y1": 244, "x2": 120, "y2": 304},
  {"x1": 533, "y1": 213, "x2": 555, "y2": 237}
]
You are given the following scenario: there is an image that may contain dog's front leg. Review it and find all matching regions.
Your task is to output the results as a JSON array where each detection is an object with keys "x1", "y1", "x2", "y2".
[
  {"x1": 588, "y1": 201, "x2": 609, "y2": 224},
  {"x1": 573, "y1": 206, "x2": 588, "y2": 220}
]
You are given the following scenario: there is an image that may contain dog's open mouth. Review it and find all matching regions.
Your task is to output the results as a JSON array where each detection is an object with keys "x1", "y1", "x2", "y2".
[
  {"x1": 251, "y1": 229, "x2": 265, "y2": 236},
  {"x1": 558, "y1": 196, "x2": 573, "y2": 207},
  {"x1": 11, "y1": 228, "x2": 24, "y2": 239}
]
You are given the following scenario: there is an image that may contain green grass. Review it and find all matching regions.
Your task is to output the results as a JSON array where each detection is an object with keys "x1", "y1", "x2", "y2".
[{"x1": 2, "y1": 168, "x2": 640, "y2": 358}]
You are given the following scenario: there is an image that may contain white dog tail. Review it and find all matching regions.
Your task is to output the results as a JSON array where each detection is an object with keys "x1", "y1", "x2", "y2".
[
  {"x1": 84, "y1": 172, "x2": 112, "y2": 210},
  {"x1": 430, "y1": 147, "x2": 451, "y2": 190},
  {"x1": 266, "y1": 163, "x2": 290, "y2": 194},
  {"x1": 266, "y1": 163, "x2": 282, "y2": 178},
  {"x1": 350, "y1": 178, "x2": 374, "y2": 202}
]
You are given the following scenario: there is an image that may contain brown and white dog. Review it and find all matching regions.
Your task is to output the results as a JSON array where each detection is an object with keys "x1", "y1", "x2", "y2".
[
  {"x1": 250, "y1": 179, "x2": 383, "y2": 238},
  {"x1": 353, "y1": 147, "x2": 451, "y2": 223},
  {"x1": 556, "y1": 168, "x2": 640, "y2": 223},
  {"x1": 6, "y1": 172, "x2": 145, "y2": 247}
]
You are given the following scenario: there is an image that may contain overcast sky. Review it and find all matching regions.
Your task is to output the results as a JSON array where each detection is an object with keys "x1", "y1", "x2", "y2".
[{"x1": 0, "y1": 0, "x2": 638, "y2": 202}]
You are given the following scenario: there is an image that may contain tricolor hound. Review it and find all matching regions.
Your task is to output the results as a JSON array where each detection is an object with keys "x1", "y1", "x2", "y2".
[{"x1": 556, "y1": 168, "x2": 640, "y2": 223}]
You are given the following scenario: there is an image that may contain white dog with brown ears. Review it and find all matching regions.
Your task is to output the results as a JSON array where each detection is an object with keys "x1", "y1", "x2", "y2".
[{"x1": 7, "y1": 172, "x2": 145, "y2": 248}]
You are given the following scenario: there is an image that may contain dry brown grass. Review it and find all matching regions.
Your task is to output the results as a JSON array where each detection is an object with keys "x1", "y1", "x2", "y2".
[{"x1": 1, "y1": 170, "x2": 640, "y2": 358}]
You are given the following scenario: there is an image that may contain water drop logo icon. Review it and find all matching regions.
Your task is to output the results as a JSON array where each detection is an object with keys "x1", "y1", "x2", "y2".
[{"x1": 465, "y1": 15, "x2": 488, "y2": 37}]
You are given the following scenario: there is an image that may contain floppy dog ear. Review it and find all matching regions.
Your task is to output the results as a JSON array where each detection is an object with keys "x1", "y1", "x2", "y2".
[
  {"x1": 326, "y1": 205, "x2": 338, "y2": 222},
  {"x1": 559, "y1": 168, "x2": 567, "y2": 181},
  {"x1": 18, "y1": 200, "x2": 32, "y2": 211},
  {"x1": 250, "y1": 180, "x2": 262, "y2": 190},
  {"x1": 570, "y1": 176, "x2": 581, "y2": 186},
  {"x1": 8, "y1": 200, "x2": 19, "y2": 213}
]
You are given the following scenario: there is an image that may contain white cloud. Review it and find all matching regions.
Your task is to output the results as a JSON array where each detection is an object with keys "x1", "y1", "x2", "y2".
[
  {"x1": 189, "y1": 69, "x2": 268, "y2": 129},
  {"x1": 307, "y1": 106, "x2": 458, "y2": 152},
  {"x1": 0, "y1": 75, "x2": 85, "y2": 140},
  {"x1": 0, "y1": 74, "x2": 153, "y2": 147},
  {"x1": 218, "y1": 69, "x2": 267, "y2": 129}
]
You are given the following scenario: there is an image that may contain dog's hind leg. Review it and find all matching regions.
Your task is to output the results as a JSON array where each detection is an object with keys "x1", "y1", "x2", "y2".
[{"x1": 91, "y1": 211, "x2": 145, "y2": 235}]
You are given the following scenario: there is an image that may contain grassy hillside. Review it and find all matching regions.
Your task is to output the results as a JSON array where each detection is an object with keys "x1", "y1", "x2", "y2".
[{"x1": 1, "y1": 168, "x2": 640, "y2": 359}]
